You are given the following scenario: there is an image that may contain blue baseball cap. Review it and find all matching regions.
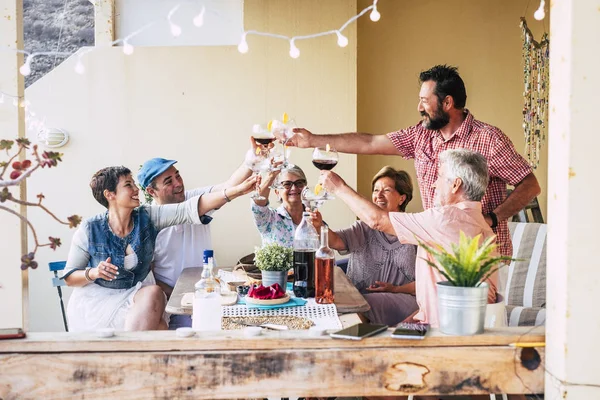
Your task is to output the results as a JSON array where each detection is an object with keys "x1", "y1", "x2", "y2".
[{"x1": 138, "y1": 158, "x2": 178, "y2": 189}]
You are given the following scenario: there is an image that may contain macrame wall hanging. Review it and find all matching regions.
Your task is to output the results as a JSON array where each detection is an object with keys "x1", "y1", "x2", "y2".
[{"x1": 520, "y1": 17, "x2": 549, "y2": 169}]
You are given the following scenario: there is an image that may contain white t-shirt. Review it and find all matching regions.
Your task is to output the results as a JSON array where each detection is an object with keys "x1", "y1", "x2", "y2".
[{"x1": 152, "y1": 187, "x2": 215, "y2": 288}]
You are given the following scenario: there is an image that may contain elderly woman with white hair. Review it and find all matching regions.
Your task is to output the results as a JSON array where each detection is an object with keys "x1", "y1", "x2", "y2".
[{"x1": 251, "y1": 165, "x2": 309, "y2": 246}]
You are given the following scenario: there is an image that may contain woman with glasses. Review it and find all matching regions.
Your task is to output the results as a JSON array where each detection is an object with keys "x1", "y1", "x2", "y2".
[
  {"x1": 251, "y1": 165, "x2": 308, "y2": 247},
  {"x1": 309, "y1": 166, "x2": 418, "y2": 326}
]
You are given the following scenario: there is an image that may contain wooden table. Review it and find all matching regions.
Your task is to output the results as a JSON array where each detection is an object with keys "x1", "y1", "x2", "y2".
[
  {"x1": 0, "y1": 327, "x2": 545, "y2": 398},
  {"x1": 166, "y1": 266, "x2": 370, "y2": 315}
]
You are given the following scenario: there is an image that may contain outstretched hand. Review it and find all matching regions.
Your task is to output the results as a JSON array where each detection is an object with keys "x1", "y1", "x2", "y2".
[
  {"x1": 286, "y1": 128, "x2": 314, "y2": 148},
  {"x1": 307, "y1": 208, "x2": 323, "y2": 232},
  {"x1": 320, "y1": 170, "x2": 346, "y2": 194},
  {"x1": 235, "y1": 174, "x2": 259, "y2": 196}
]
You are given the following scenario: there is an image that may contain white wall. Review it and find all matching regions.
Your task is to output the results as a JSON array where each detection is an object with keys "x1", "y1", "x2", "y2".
[
  {"x1": 115, "y1": 0, "x2": 244, "y2": 46},
  {"x1": 21, "y1": 0, "x2": 358, "y2": 331}
]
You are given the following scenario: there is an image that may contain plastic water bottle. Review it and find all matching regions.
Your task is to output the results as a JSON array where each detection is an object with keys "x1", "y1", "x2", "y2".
[{"x1": 192, "y1": 257, "x2": 221, "y2": 331}]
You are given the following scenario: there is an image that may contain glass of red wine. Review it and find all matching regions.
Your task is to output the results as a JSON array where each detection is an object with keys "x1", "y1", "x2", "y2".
[
  {"x1": 252, "y1": 124, "x2": 276, "y2": 156},
  {"x1": 302, "y1": 145, "x2": 339, "y2": 208},
  {"x1": 312, "y1": 146, "x2": 339, "y2": 171}
]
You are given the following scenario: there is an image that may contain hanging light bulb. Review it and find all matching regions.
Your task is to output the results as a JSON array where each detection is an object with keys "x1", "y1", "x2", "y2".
[
  {"x1": 12, "y1": 98, "x2": 18, "y2": 107},
  {"x1": 335, "y1": 30, "x2": 348, "y2": 47},
  {"x1": 0, "y1": 94, "x2": 4, "y2": 104},
  {"x1": 238, "y1": 33, "x2": 249, "y2": 54},
  {"x1": 289, "y1": 39, "x2": 300, "y2": 59},
  {"x1": 167, "y1": 4, "x2": 182, "y2": 37},
  {"x1": 19, "y1": 56, "x2": 32, "y2": 76},
  {"x1": 370, "y1": 0, "x2": 381, "y2": 22},
  {"x1": 193, "y1": 5, "x2": 206, "y2": 27},
  {"x1": 170, "y1": 23, "x2": 182, "y2": 37},
  {"x1": 123, "y1": 40, "x2": 134, "y2": 55},
  {"x1": 534, "y1": 0, "x2": 545, "y2": 20},
  {"x1": 74, "y1": 59, "x2": 85, "y2": 75}
]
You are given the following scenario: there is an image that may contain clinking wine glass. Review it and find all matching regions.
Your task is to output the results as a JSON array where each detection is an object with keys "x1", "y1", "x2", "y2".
[
  {"x1": 245, "y1": 149, "x2": 270, "y2": 201},
  {"x1": 311, "y1": 145, "x2": 339, "y2": 202},
  {"x1": 252, "y1": 124, "x2": 276, "y2": 157},
  {"x1": 271, "y1": 119, "x2": 295, "y2": 170}
]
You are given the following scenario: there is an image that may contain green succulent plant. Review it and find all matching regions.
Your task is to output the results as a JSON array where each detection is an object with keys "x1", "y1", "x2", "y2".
[
  {"x1": 254, "y1": 243, "x2": 293, "y2": 272},
  {"x1": 417, "y1": 231, "x2": 517, "y2": 288}
]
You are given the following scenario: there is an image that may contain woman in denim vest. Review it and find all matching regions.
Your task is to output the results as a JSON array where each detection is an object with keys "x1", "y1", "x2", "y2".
[{"x1": 63, "y1": 166, "x2": 256, "y2": 332}]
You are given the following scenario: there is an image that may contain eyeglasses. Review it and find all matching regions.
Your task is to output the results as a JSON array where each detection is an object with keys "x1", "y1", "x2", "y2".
[{"x1": 280, "y1": 179, "x2": 307, "y2": 190}]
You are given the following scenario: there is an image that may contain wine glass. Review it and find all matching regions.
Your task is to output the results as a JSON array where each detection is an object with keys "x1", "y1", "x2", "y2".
[
  {"x1": 245, "y1": 149, "x2": 270, "y2": 201},
  {"x1": 252, "y1": 124, "x2": 275, "y2": 157},
  {"x1": 271, "y1": 119, "x2": 295, "y2": 170},
  {"x1": 301, "y1": 186, "x2": 327, "y2": 210},
  {"x1": 311, "y1": 145, "x2": 339, "y2": 201},
  {"x1": 312, "y1": 146, "x2": 339, "y2": 171}
]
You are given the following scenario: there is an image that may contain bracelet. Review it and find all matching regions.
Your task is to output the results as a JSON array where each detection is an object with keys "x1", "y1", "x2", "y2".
[
  {"x1": 488, "y1": 211, "x2": 498, "y2": 229},
  {"x1": 84, "y1": 267, "x2": 93, "y2": 282},
  {"x1": 223, "y1": 188, "x2": 231, "y2": 202}
]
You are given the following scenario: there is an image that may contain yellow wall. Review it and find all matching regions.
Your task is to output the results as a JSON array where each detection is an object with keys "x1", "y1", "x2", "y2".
[
  {"x1": 20, "y1": 0, "x2": 358, "y2": 331},
  {"x1": 356, "y1": 0, "x2": 548, "y2": 218}
]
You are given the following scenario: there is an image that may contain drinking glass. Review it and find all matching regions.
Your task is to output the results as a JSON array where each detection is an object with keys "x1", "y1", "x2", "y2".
[
  {"x1": 272, "y1": 119, "x2": 296, "y2": 170},
  {"x1": 245, "y1": 149, "x2": 270, "y2": 200}
]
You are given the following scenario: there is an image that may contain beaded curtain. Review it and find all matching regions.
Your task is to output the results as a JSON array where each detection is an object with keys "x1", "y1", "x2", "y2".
[{"x1": 520, "y1": 17, "x2": 549, "y2": 169}]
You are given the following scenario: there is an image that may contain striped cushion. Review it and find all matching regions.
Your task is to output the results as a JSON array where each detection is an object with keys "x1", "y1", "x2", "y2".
[
  {"x1": 506, "y1": 222, "x2": 547, "y2": 309},
  {"x1": 506, "y1": 306, "x2": 546, "y2": 327}
]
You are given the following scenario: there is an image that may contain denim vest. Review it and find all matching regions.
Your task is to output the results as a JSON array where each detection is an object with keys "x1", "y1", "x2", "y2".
[{"x1": 87, "y1": 207, "x2": 158, "y2": 289}]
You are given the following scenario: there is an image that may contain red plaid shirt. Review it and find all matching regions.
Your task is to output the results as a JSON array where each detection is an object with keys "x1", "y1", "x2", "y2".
[{"x1": 387, "y1": 111, "x2": 532, "y2": 257}]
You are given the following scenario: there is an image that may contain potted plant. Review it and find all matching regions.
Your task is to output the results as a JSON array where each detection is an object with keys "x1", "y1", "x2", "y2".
[
  {"x1": 418, "y1": 232, "x2": 515, "y2": 335},
  {"x1": 254, "y1": 243, "x2": 293, "y2": 289}
]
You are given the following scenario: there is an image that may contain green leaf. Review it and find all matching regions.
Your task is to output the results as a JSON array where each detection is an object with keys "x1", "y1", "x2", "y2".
[{"x1": 417, "y1": 231, "x2": 519, "y2": 287}]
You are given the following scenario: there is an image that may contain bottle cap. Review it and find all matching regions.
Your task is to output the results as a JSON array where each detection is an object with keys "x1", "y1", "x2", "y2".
[{"x1": 203, "y1": 249, "x2": 214, "y2": 264}]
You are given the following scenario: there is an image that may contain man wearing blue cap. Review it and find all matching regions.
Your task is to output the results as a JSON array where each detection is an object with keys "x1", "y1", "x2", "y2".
[{"x1": 138, "y1": 152, "x2": 255, "y2": 328}]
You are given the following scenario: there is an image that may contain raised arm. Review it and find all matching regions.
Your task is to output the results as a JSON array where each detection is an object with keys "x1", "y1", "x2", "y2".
[
  {"x1": 307, "y1": 209, "x2": 347, "y2": 251},
  {"x1": 197, "y1": 174, "x2": 257, "y2": 215},
  {"x1": 321, "y1": 171, "x2": 396, "y2": 235},
  {"x1": 289, "y1": 129, "x2": 399, "y2": 156},
  {"x1": 211, "y1": 138, "x2": 261, "y2": 193}
]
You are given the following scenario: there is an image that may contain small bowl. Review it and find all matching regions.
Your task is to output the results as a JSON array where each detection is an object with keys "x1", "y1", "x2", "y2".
[
  {"x1": 176, "y1": 327, "x2": 195, "y2": 338},
  {"x1": 227, "y1": 281, "x2": 247, "y2": 292},
  {"x1": 96, "y1": 328, "x2": 115, "y2": 338},
  {"x1": 243, "y1": 326, "x2": 262, "y2": 337},
  {"x1": 236, "y1": 285, "x2": 251, "y2": 296}
]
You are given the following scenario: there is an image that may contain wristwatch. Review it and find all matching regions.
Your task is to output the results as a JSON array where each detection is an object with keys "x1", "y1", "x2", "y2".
[{"x1": 488, "y1": 211, "x2": 498, "y2": 229}]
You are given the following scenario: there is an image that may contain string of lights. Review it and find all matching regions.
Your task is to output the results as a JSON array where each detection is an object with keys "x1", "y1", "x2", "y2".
[{"x1": 0, "y1": 0, "x2": 381, "y2": 139}]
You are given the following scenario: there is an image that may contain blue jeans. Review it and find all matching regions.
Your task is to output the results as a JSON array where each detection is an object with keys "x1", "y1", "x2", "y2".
[{"x1": 168, "y1": 314, "x2": 192, "y2": 329}]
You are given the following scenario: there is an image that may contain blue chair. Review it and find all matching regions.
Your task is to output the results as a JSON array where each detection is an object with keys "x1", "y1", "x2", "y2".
[{"x1": 49, "y1": 261, "x2": 69, "y2": 332}]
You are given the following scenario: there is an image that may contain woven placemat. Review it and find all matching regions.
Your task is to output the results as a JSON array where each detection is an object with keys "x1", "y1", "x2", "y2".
[{"x1": 223, "y1": 315, "x2": 314, "y2": 330}]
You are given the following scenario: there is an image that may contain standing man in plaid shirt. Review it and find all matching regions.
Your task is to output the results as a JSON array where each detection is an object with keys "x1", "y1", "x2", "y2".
[{"x1": 289, "y1": 65, "x2": 540, "y2": 257}]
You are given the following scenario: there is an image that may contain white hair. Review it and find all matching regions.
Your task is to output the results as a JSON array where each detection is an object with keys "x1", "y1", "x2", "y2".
[{"x1": 439, "y1": 149, "x2": 489, "y2": 201}]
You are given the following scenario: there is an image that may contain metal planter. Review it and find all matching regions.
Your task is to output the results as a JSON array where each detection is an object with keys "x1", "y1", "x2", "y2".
[
  {"x1": 437, "y1": 281, "x2": 488, "y2": 335},
  {"x1": 261, "y1": 270, "x2": 287, "y2": 289}
]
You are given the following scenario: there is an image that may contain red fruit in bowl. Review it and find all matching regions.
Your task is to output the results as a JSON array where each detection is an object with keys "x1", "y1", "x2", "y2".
[
  {"x1": 10, "y1": 170, "x2": 22, "y2": 180},
  {"x1": 12, "y1": 161, "x2": 22, "y2": 170},
  {"x1": 248, "y1": 283, "x2": 286, "y2": 299},
  {"x1": 21, "y1": 159, "x2": 32, "y2": 169}
]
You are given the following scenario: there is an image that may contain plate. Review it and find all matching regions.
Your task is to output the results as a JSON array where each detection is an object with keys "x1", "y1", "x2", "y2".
[
  {"x1": 181, "y1": 292, "x2": 239, "y2": 308},
  {"x1": 244, "y1": 293, "x2": 290, "y2": 306}
]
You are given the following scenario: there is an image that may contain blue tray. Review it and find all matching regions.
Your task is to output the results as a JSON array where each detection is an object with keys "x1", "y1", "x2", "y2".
[{"x1": 238, "y1": 297, "x2": 307, "y2": 309}]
